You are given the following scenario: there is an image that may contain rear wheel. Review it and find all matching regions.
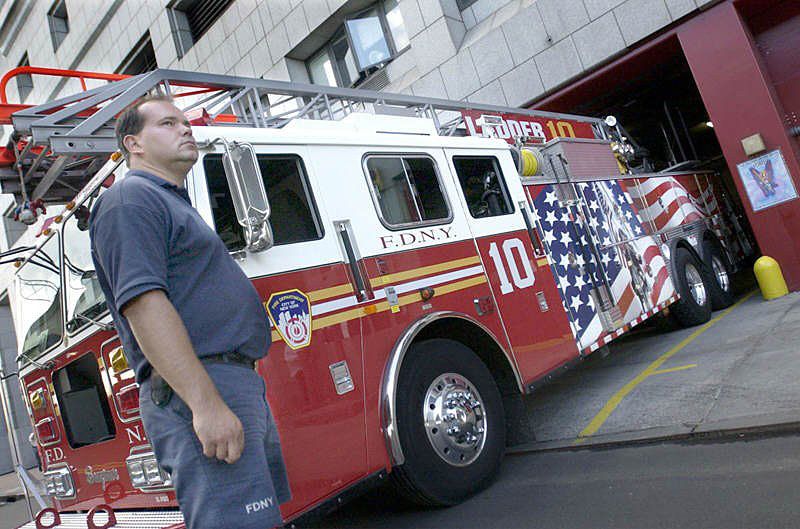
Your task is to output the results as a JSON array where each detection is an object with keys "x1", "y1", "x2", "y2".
[
  {"x1": 703, "y1": 241, "x2": 735, "y2": 309},
  {"x1": 671, "y1": 246, "x2": 712, "y2": 327},
  {"x1": 392, "y1": 338, "x2": 505, "y2": 506}
]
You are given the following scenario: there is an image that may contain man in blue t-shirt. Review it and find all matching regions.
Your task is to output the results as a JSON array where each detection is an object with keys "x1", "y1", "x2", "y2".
[{"x1": 90, "y1": 95, "x2": 289, "y2": 529}]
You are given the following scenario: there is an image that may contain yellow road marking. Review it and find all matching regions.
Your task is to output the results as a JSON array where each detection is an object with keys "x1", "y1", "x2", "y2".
[
  {"x1": 651, "y1": 364, "x2": 697, "y2": 375},
  {"x1": 574, "y1": 290, "x2": 756, "y2": 445}
]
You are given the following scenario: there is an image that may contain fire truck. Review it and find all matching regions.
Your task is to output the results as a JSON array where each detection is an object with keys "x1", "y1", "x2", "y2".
[{"x1": 0, "y1": 67, "x2": 748, "y2": 528}]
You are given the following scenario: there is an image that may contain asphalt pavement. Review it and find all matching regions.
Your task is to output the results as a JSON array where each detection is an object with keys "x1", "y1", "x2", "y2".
[{"x1": 316, "y1": 433, "x2": 800, "y2": 528}]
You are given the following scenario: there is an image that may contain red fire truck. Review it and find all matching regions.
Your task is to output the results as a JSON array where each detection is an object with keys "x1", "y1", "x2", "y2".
[{"x1": 0, "y1": 68, "x2": 748, "y2": 528}]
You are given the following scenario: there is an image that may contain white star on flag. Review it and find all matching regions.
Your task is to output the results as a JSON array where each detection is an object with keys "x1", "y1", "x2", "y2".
[
  {"x1": 559, "y1": 231, "x2": 572, "y2": 245},
  {"x1": 570, "y1": 295, "x2": 582, "y2": 311},
  {"x1": 544, "y1": 191, "x2": 558, "y2": 206},
  {"x1": 545, "y1": 210, "x2": 558, "y2": 225}
]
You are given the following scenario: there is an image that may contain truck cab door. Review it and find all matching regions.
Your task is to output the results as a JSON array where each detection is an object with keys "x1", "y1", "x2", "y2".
[
  {"x1": 189, "y1": 140, "x2": 367, "y2": 519},
  {"x1": 444, "y1": 150, "x2": 578, "y2": 385}
]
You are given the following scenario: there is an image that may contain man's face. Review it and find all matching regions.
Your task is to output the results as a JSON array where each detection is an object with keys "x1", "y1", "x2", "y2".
[{"x1": 127, "y1": 100, "x2": 198, "y2": 170}]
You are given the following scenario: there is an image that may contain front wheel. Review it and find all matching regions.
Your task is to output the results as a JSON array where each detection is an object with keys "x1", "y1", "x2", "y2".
[
  {"x1": 671, "y1": 246, "x2": 712, "y2": 327},
  {"x1": 392, "y1": 339, "x2": 505, "y2": 506}
]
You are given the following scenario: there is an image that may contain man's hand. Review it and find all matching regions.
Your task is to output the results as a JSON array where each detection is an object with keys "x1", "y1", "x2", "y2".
[{"x1": 193, "y1": 398, "x2": 244, "y2": 464}]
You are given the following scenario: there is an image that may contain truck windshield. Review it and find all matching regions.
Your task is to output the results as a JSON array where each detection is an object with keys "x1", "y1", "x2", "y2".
[
  {"x1": 16, "y1": 234, "x2": 62, "y2": 361},
  {"x1": 63, "y1": 203, "x2": 106, "y2": 333}
]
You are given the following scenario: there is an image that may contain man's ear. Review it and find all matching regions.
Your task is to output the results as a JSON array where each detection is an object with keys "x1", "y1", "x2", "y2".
[{"x1": 123, "y1": 134, "x2": 142, "y2": 156}]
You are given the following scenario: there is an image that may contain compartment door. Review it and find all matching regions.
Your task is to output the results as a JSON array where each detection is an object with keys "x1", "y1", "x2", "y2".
[{"x1": 525, "y1": 182, "x2": 613, "y2": 352}]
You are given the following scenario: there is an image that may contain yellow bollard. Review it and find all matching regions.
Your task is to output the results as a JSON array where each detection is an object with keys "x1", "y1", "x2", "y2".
[{"x1": 754, "y1": 256, "x2": 789, "y2": 300}]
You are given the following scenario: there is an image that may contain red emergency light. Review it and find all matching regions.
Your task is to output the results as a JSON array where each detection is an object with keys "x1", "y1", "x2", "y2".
[
  {"x1": 116, "y1": 383, "x2": 140, "y2": 416},
  {"x1": 35, "y1": 416, "x2": 58, "y2": 443}
]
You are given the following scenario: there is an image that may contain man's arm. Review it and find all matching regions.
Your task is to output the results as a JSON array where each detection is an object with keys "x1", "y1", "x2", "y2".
[{"x1": 122, "y1": 289, "x2": 244, "y2": 464}]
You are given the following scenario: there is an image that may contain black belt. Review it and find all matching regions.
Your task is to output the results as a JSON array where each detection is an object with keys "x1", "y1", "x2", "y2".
[
  {"x1": 200, "y1": 351, "x2": 257, "y2": 370},
  {"x1": 146, "y1": 352, "x2": 256, "y2": 408}
]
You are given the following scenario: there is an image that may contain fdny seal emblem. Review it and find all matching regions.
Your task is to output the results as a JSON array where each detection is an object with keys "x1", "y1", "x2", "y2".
[{"x1": 267, "y1": 289, "x2": 312, "y2": 349}]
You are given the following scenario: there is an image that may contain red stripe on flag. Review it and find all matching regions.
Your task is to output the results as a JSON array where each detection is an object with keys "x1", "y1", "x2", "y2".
[
  {"x1": 643, "y1": 245, "x2": 661, "y2": 265},
  {"x1": 650, "y1": 266, "x2": 670, "y2": 305}
]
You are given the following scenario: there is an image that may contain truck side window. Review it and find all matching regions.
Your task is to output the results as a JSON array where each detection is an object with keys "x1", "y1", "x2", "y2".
[
  {"x1": 204, "y1": 154, "x2": 323, "y2": 251},
  {"x1": 365, "y1": 155, "x2": 450, "y2": 228},
  {"x1": 453, "y1": 156, "x2": 514, "y2": 218}
]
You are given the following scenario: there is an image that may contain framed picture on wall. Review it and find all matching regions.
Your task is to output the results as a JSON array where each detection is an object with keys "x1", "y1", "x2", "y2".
[{"x1": 736, "y1": 149, "x2": 798, "y2": 212}]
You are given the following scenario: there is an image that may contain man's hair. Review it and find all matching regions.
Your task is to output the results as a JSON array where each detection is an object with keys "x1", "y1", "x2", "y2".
[{"x1": 114, "y1": 94, "x2": 175, "y2": 160}]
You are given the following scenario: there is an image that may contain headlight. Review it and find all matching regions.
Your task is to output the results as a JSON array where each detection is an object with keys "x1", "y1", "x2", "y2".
[
  {"x1": 126, "y1": 447, "x2": 172, "y2": 490},
  {"x1": 43, "y1": 466, "x2": 75, "y2": 498}
]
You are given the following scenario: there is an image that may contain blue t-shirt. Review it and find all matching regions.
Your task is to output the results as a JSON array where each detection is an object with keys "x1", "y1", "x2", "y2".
[{"x1": 89, "y1": 169, "x2": 270, "y2": 382}]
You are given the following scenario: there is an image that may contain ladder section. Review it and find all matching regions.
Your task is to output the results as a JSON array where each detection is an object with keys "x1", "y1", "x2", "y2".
[{"x1": 4, "y1": 68, "x2": 606, "y2": 203}]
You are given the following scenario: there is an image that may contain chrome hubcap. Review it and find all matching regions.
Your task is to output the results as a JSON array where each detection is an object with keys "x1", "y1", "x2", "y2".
[
  {"x1": 711, "y1": 256, "x2": 730, "y2": 292},
  {"x1": 423, "y1": 373, "x2": 487, "y2": 467},
  {"x1": 685, "y1": 262, "x2": 707, "y2": 307}
]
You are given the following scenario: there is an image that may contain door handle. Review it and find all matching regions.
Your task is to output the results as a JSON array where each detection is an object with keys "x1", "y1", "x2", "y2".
[
  {"x1": 518, "y1": 201, "x2": 546, "y2": 257},
  {"x1": 334, "y1": 220, "x2": 372, "y2": 302}
]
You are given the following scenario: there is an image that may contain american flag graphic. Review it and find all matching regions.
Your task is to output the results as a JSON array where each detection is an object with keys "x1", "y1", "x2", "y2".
[
  {"x1": 529, "y1": 180, "x2": 675, "y2": 351},
  {"x1": 622, "y1": 175, "x2": 719, "y2": 233},
  {"x1": 624, "y1": 174, "x2": 753, "y2": 269}
]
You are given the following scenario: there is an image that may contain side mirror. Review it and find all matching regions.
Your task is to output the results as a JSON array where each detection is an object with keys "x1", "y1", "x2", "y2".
[{"x1": 222, "y1": 141, "x2": 273, "y2": 252}]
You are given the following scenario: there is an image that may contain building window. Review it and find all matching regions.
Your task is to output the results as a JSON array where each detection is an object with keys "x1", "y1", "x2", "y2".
[
  {"x1": 116, "y1": 33, "x2": 157, "y2": 75},
  {"x1": 168, "y1": 0, "x2": 233, "y2": 59},
  {"x1": 16, "y1": 53, "x2": 32, "y2": 102},
  {"x1": 456, "y1": 0, "x2": 480, "y2": 10},
  {"x1": 47, "y1": 0, "x2": 69, "y2": 51},
  {"x1": 307, "y1": 0, "x2": 408, "y2": 88}
]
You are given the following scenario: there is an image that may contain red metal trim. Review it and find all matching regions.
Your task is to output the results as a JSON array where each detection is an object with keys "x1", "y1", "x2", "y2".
[
  {"x1": 0, "y1": 66, "x2": 128, "y2": 103},
  {"x1": 34, "y1": 507, "x2": 61, "y2": 529},
  {"x1": 0, "y1": 66, "x2": 238, "y2": 125},
  {"x1": 87, "y1": 504, "x2": 118, "y2": 529}
]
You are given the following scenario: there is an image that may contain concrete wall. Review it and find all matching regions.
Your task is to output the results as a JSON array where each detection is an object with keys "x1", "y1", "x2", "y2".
[{"x1": 0, "y1": 0, "x2": 720, "y2": 108}]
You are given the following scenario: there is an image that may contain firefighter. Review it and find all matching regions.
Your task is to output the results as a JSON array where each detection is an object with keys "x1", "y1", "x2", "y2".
[{"x1": 89, "y1": 95, "x2": 290, "y2": 529}]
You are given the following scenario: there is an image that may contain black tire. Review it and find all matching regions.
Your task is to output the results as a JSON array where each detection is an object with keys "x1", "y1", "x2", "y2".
[
  {"x1": 670, "y1": 247, "x2": 712, "y2": 327},
  {"x1": 392, "y1": 338, "x2": 505, "y2": 506},
  {"x1": 702, "y1": 240, "x2": 735, "y2": 309}
]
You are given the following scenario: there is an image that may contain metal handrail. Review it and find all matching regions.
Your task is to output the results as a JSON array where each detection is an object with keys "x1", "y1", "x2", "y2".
[{"x1": 0, "y1": 66, "x2": 128, "y2": 104}]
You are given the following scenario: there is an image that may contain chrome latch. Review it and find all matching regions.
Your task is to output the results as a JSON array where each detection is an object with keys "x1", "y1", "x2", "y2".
[{"x1": 329, "y1": 361, "x2": 354, "y2": 395}]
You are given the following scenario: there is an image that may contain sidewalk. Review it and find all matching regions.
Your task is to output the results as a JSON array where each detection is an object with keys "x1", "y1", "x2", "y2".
[
  {"x1": 514, "y1": 281, "x2": 800, "y2": 452},
  {"x1": 0, "y1": 467, "x2": 40, "y2": 500}
]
